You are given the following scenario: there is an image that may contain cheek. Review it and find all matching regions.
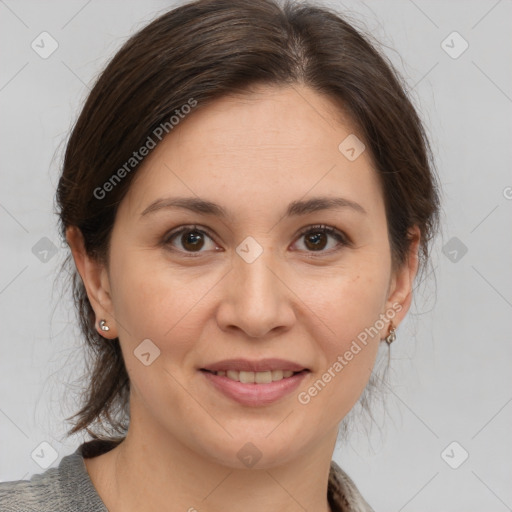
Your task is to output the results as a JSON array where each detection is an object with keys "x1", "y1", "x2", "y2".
[
  {"x1": 108, "y1": 248, "x2": 221, "y2": 347},
  {"x1": 295, "y1": 272, "x2": 386, "y2": 419},
  {"x1": 300, "y1": 261, "x2": 390, "y2": 345}
]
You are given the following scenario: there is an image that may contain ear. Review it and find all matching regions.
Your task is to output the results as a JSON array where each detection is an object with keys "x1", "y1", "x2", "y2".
[
  {"x1": 66, "y1": 226, "x2": 118, "y2": 338},
  {"x1": 381, "y1": 225, "x2": 421, "y2": 336}
]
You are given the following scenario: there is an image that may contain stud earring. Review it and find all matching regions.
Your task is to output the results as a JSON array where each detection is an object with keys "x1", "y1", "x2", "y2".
[
  {"x1": 99, "y1": 319, "x2": 110, "y2": 332},
  {"x1": 385, "y1": 321, "x2": 396, "y2": 345}
]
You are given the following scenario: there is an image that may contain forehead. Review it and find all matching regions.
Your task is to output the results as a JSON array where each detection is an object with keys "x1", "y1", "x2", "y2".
[{"x1": 122, "y1": 85, "x2": 384, "y2": 221}]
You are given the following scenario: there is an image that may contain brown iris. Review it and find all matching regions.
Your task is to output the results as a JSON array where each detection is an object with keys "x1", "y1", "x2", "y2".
[
  {"x1": 303, "y1": 231, "x2": 328, "y2": 251},
  {"x1": 181, "y1": 230, "x2": 205, "y2": 251}
]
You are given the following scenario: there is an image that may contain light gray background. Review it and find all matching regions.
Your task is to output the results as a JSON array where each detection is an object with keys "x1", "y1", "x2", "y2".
[{"x1": 1, "y1": 1, "x2": 511, "y2": 510}]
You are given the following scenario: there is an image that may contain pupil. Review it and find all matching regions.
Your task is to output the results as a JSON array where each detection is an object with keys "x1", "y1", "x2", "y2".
[
  {"x1": 183, "y1": 231, "x2": 204, "y2": 251},
  {"x1": 305, "y1": 232, "x2": 327, "y2": 251}
]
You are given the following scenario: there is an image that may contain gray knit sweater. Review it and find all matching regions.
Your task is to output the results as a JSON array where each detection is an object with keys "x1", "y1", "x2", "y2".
[{"x1": 0, "y1": 440, "x2": 374, "y2": 511}]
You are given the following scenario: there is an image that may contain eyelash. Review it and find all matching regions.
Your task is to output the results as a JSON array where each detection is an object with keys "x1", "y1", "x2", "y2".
[{"x1": 162, "y1": 224, "x2": 350, "y2": 258}]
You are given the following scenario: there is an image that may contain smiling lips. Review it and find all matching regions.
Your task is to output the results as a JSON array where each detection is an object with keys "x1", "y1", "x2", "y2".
[
  {"x1": 200, "y1": 358, "x2": 310, "y2": 405},
  {"x1": 200, "y1": 357, "x2": 309, "y2": 383},
  {"x1": 201, "y1": 357, "x2": 309, "y2": 373},
  {"x1": 204, "y1": 369, "x2": 297, "y2": 383}
]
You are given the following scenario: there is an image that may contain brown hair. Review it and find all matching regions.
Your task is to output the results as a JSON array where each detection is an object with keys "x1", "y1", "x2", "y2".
[{"x1": 56, "y1": 0, "x2": 441, "y2": 439}]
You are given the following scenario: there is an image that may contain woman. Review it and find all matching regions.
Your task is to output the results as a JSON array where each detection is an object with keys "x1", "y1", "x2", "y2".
[{"x1": 0, "y1": 0, "x2": 440, "y2": 510}]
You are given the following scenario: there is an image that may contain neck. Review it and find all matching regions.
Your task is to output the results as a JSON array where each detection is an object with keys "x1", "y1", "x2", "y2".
[{"x1": 99, "y1": 402, "x2": 338, "y2": 512}]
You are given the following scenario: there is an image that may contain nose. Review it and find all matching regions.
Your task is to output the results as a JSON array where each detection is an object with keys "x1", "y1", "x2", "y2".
[{"x1": 215, "y1": 245, "x2": 296, "y2": 339}]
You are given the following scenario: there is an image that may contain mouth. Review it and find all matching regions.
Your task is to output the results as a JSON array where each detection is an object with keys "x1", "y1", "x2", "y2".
[
  {"x1": 198, "y1": 358, "x2": 311, "y2": 406},
  {"x1": 200, "y1": 368, "x2": 308, "y2": 384},
  {"x1": 199, "y1": 357, "x2": 310, "y2": 382}
]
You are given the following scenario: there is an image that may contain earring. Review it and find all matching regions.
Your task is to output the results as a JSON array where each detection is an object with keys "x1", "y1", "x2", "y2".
[
  {"x1": 385, "y1": 321, "x2": 396, "y2": 345},
  {"x1": 99, "y1": 319, "x2": 110, "y2": 332}
]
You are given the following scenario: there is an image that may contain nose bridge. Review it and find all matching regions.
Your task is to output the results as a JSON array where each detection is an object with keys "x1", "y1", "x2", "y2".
[
  {"x1": 234, "y1": 235, "x2": 281, "y2": 305},
  {"x1": 218, "y1": 234, "x2": 293, "y2": 337}
]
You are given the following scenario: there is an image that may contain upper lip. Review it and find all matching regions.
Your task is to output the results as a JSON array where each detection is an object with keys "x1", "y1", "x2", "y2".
[{"x1": 201, "y1": 358, "x2": 309, "y2": 373}]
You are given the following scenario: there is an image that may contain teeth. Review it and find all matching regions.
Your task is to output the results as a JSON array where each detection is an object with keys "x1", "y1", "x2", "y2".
[
  {"x1": 255, "y1": 371, "x2": 272, "y2": 384},
  {"x1": 239, "y1": 371, "x2": 255, "y2": 383},
  {"x1": 214, "y1": 369, "x2": 296, "y2": 383},
  {"x1": 227, "y1": 370, "x2": 239, "y2": 381}
]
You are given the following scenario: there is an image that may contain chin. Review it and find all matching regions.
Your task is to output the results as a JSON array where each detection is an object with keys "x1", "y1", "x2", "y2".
[{"x1": 193, "y1": 427, "x2": 315, "y2": 471}]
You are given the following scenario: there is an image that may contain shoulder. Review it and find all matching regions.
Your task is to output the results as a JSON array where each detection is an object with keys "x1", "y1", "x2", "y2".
[
  {"x1": 0, "y1": 442, "x2": 114, "y2": 512},
  {"x1": 328, "y1": 460, "x2": 375, "y2": 512},
  {"x1": 0, "y1": 465, "x2": 62, "y2": 512}
]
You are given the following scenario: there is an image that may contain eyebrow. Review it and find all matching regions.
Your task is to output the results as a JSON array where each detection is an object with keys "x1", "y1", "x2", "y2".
[{"x1": 140, "y1": 195, "x2": 367, "y2": 218}]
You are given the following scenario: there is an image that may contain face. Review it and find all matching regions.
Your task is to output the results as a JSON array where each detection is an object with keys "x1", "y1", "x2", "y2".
[{"x1": 72, "y1": 84, "x2": 418, "y2": 468}]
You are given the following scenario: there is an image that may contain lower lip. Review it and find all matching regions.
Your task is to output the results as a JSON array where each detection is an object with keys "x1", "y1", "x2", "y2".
[{"x1": 200, "y1": 370, "x2": 309, "y2": 406}]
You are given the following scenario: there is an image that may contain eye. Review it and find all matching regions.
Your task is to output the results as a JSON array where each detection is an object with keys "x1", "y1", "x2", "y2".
[
  {"x1": 163, "y1": 225, "x2": 220, "y2": 256},
  {"x1": 293, "y1": 224, "x2": 349, "y2": 255},
  {"x1": 163, "y1": 223, "x2": 350, "y2": 257}
]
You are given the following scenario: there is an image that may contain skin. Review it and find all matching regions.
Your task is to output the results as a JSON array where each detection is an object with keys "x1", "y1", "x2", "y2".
[{"x1": 67, "y1": 84, "x2": 420, "y2": 512}]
